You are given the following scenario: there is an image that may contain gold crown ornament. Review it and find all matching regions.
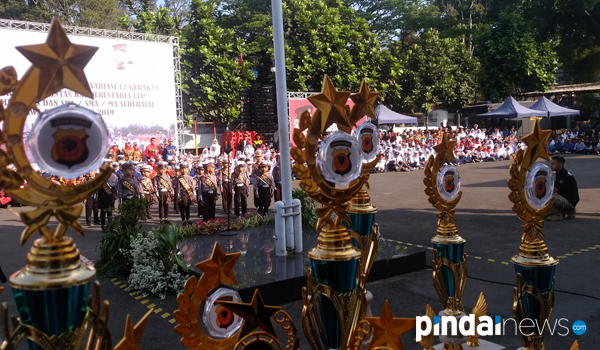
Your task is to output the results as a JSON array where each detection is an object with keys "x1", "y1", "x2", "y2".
[{"x1": 0, "y1": 17, "x2": 151, "y2": 350}]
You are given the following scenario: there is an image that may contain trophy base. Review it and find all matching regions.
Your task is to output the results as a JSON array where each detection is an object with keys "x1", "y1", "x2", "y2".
[{"x1": 434, "y1": 339, "x2": 506, "y2": 350}]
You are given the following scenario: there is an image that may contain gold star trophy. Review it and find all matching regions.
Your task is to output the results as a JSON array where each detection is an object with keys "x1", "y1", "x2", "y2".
[
  {"x1": 422, "y1": 133, "x2": 487, "y2": 350},
  {"x1": 507, "y1": 119, "x2": 558, "y2": 350},
  {"x1": 0, "y1": 18, "x2": 151, "y2": 350}
]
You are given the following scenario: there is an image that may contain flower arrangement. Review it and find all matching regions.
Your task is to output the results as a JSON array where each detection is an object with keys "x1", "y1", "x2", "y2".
[{"x1": 126, "y1": 227, "x2": 188, "y2": 299}]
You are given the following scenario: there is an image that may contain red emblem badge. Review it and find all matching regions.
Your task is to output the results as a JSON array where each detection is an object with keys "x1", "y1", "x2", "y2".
[
  {"x1": 332, "y1": 149, "x2": 351, "y2": 176},
  {"x1": 51, "y1": 129, "x2": 89, "y2": 168},
  {"x1": 361, "y1": 133, "x2": 373, "y2": 153}
]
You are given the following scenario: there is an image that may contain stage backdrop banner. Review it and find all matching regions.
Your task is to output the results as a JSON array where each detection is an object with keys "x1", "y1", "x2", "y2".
[
  {"x1": 0, "y1": 27, "x2": 178, "y2": 149},
  {"x1": 289, "y1": 98, "x2": 367, "y2": 147}
]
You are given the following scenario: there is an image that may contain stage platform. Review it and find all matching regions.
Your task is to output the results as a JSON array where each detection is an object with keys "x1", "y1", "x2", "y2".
[{"x1": 178, "y1": 226, "x2": 426, "y2": 305}]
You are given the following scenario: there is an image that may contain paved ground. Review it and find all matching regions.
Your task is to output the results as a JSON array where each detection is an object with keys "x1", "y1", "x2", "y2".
[{"x1": 0, "y1": 154, "x2": 598, "y2": 349}]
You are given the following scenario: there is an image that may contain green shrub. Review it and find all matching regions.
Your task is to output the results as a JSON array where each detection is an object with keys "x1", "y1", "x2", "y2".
[
  {"x1": 96, "y1": 197, "x2": 152, "y2": 277},
  {"x1": 292, "y1": 188, "x2": 318, "y2": 227}
]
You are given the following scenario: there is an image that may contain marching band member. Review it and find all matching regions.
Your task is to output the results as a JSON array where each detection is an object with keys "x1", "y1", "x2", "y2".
[
  {"x1": 117, "y1": 162, "x2": 140, "y2": 203},
  {"x1": 154, "y1": 161, "x2": 173, "y2": 224},
  {"x1": 173, "y1": 162, "x2": 196, "y2": 226},
  {"x1": 139, "y1": 165, "x2": 156, "y2": 220}
]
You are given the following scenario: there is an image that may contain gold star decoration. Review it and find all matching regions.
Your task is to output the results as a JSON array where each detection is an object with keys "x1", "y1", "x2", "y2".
[
  {"x1": 114, "y1": 309, "x2": 153, "y2": 350},
  {"x1": 433, "y1": 132, "x2": 457, "y2": 164},
  {"x1": 195, "y1": 242, "x2": 241, "y2": 292},
  {"x1": 349, "y1": 79, "x2": 378, "y2": 125},
  {"x1": 366, "y1": 300, "x2": 416, "y2": 350},
  {"x1": 15, "y1": 17, "x2": 97, "y2": 101},
  {"x1": 216, "y1": 289, "x2": 281, "y2": 339},
  {"x1": 307, "y1": 75, "x2": 351, "y2": 132},
  {"x1": 521, "y1": 119, "x2": 551, "y2": 170}
]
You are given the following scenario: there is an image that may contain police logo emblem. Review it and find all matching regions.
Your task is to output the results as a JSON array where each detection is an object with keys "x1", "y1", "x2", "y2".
[
  {"x1": 27, "y1": 103, "x2": 111, "y2": 179},
  {"x1": 354, "y1": 121, "x2": 380, "y2": 162},
  {"x1": 332, "y1": 148, "x2": 352, "y2": 176},
  {"x1": 317, "y1": 131, "x2": 362, "y2": 186},
  {"x1": 202, "y1": 288, "x2": 243, "y2": 338},
  {"x1": 361, "y1": 133, "x2": 373, "y2": 153},
  {"x1": 437, "y1": 165, "x2": 461, "y2": 201},
  {"x1": 51, "y1": 129, "x2": 89, "y2": 168},
  {"x1": 525, "y1": 163, "x2": 555, "y2": 209}
]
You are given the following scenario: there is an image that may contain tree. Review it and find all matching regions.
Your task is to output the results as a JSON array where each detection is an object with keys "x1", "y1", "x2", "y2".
[
  {"x1": 476, "y1": 12, "x2": 558, "y2": 102},
  {"x1": 281, "y1": 0, "x2": 382, "y2": 92},
  {"x1": 1, "y1": 0, "x2": 123, "y2": 29},
  {"x1": 181, "y1": 0, "x2": 254, "y2": 123},
  {"x1": 391, "y1": 29, "x2": 479, "y2": 115}
]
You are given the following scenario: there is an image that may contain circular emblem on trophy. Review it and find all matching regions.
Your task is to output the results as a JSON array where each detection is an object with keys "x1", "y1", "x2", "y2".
[
  {"x1": 27, "y1": 103, "x2": 110, "y2": 179},
  {"x1": 353, "y1": 121, "x2": 379, "y2": 162},
  {"x1": 317, "y1": 131, "x2": 362, "y2": 186},
  {"x1": 525, "y1": 162, "x2": 555, "y2": 209},
  {"x1": 437, "y1": 164, "x2": 461, "y2": 201},
  {"x1": 202, "y1": 288, "x2": 243, "y2": 338}
]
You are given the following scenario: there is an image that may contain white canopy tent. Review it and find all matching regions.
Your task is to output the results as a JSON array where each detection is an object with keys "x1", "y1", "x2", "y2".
[{"x1": 375, "y1": 104, "x2": 418, "y2": 125}]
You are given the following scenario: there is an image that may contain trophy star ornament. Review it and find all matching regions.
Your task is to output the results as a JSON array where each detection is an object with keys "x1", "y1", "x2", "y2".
[
  {"x1": 366, "y1": 301, "x2": 416, "y2": 350},
  {"x1": 521, "y1": 120, "x2": 552, "y2": 170},
  {"x1": 114, "y1": 310, "x2": 153, "y2": 350},
  {"x1": 307, "y1": 75, "x2": 351, "y2": 132},
  {"x1": 15, "y1": 18, "x2": 97, "y2": 101},
  {"x1": 349, "y1": 79, "x2": 378, "y2": 125},
  {"x1": 216, "y1": 289, "x2": 281, "y2": 339},
  {"x1": 433, "y1": 133, "x2": 457, "y2": 165},
  {"x1": 195, "y1": 242, "x2": 241, "y2": 290}
]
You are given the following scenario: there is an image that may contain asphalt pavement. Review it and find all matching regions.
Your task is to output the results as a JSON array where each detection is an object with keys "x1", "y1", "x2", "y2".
[{"x1": 0, "y1": 154, "x2": 598, "y2": 349}]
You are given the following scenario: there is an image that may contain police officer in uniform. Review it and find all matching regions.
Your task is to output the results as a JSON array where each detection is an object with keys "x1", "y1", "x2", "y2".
[
  {"x1": 84, "y1": 171, "x2": 99, "y2": 226},
  {"x1": 98, "y1": 159, "x2": 118, "y2": 232},
  {"x1": 255, "y1": 160, "x2": 274, "y2": 215},
  {"x1": 117, "y1": 162, "x2": 140, "y2": 203},
  {"x1": 199, "y1": 162, "x2": 220, "y2": 221},
  {"x1": 220, "y1": 158, "x2": 233, "y2": 214},
  {"x1": 139, "y1": 165, "x2": 156, "y2": 220},
  {"x1": 232, "y1": 162, "x2": 249, "y2": 218},
  {"x1": 251, "y1": 150, "x2": 263, "y2": 211},
  {"x1": 272, "y1": 154, "x2": 282, "y2": 202},
  {"x1": 194, "y1": 164, "x2": 205, "y2": 217},
  {"x1": 173, "y1": 162, "x2": 196, "y2": 225},
  {"x1": 154, "y1": 161, "x2": 173, "y2": 224}
]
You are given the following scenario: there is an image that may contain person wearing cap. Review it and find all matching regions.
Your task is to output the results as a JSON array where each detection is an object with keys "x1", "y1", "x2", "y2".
[
  {"x1": 83, "y1": 171, "x2": 100, "y2": 227},
  {"x1": 154, "y1": 161, "x2": 174, "y2": 224},
  {"x1": 172, "y1": 165, "x2": 181, "y2": 214},
  {"x1": 272, "y1": 154, "x2": 282, "y2": 202},
  {"x1": 145, "y1": 137, "x2": 162, "y2": 161},
  {"x1": 97, "y1": 161, "x2": 119, "y2": 232},
  {"x1": 232, "y1": 161, "x2": 249, "y2": 218},
  {"x1": 251, "y1": 150, "x2": 263, "y2": 210},
  {"x1": 132, "y1": 142, "x2": 143, "y2": 163},
  {"x1": 255, "y1": 160, "x2": 274, "y2": 215},
  {"x1": 139, "y1": 165, "x2": 156, "y2": 220},
  {"x1": 117, "y1": 162, "x2": 140, "y2": 203},
  {"x1": 193, "y1": 164, "x2": 205, "y2": 217},
  {"x1": 198, "y1": 161, "x2": 220, "y2": 221},
  {"x1": 122, "y1": 140, "x2": 133, "y2": 161},
  {"x1": 173, "y1": 162, "x2": 197, "y2": 225},
  {"x1": 163, "y1": 138, "x2": 177, "y2": 161},
  {"x1": 108, "y1": 143, "x2": 121, "y2": 162},
  {"x1": 220, "y1": 158, "x2": 233, "y2": 214}
]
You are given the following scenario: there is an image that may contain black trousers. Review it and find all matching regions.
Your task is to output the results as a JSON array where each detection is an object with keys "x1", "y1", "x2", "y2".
[
  {"x1": 158, "y1": 191, "x2": 170, "y2": 219},
  {"x1": 85, "y1": 196, "x2": 98, "y2": 224},
  {"x1": 222, "y1": 182, "x2": 232, "y2": 213},
  {"x1": 234, "y1": 185, "x2": 247, "y2": 217},
  {"x1": 179, "y1": 193, "x2": 191, "y2": 221},
  {"x1": 257, "y1": 187, "x2": 272, "y2": 215},
  {"x1": 202, "y1": 192, "x2": 216, "y2": 221}
]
